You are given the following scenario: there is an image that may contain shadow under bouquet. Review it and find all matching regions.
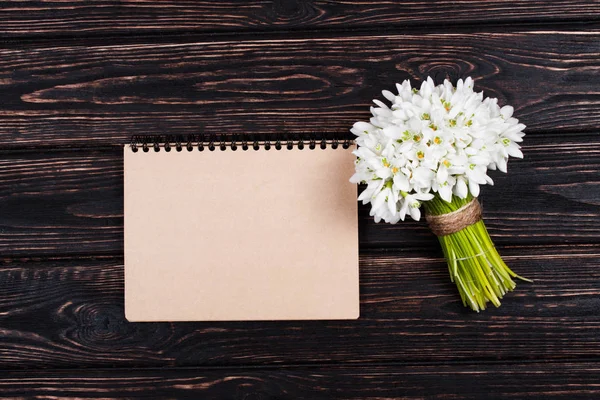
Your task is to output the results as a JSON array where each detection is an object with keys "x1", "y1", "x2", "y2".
[{"x1": 350, "y1": 77, "x2": 531, "y2": 312}]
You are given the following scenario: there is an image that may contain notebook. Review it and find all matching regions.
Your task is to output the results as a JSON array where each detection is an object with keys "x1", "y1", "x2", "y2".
[{"x1": 124, "y1": 135, "x2": 359, "y2": 321}]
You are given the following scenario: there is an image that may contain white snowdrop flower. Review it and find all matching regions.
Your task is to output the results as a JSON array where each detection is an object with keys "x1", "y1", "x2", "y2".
[
  {"x1": 350, "y1": 76, "x2": 526, "y2": 222},
  {"x1": 453, "y1": 176, "x2": 469, "y2": 199},
  {"x1": 398, "y1": 191, "x2": 435, "y2": 221}
]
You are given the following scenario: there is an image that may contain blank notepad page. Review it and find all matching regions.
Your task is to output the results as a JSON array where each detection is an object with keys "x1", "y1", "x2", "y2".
[{"x1": 124, "y1": 145, "x2": 359, "y2": 321}]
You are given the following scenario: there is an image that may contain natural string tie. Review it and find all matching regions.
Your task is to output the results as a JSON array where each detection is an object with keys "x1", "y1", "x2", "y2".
[{"x1": 425, "y1": 198, "x2": 482, "y2": 237}]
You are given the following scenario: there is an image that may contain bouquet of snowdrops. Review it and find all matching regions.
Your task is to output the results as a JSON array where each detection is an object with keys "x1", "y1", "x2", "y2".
[{"x1": 350, "y1": 77, "x2": 531, "y2": 312}]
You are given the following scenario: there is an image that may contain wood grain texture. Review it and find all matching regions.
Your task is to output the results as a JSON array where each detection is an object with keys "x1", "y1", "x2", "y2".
[
  {"x1": 1, "y1": 0, "x2": 599, "y2": 38},
  {"x1": 0, "y1": 152, "x2": 123, "y2": 256},
  {"x1": 1, "y1": 31, "x2": 599, "y2": 149},
  {"x1": 1, "y1": 134, "x2": 598, "y2": 256},
  {"x1": 0, "y1": 245, "x2": 598, "y2": 368},
  {"x1": 1, "y1": 2, "x2": 598, "y2": 398},
  {"x1": 0, "y1": 361, "x2": 599, "y2": 399}
]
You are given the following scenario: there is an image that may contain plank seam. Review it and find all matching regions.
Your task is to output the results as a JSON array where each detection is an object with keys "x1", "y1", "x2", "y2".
[
  {"x1": 1, "y1": 357, "x2": 600, "y2": 373},
  {"x1": 1, "y1": 20, "x2": 599, "y2": 50},
  {"x1": 2, "y1": 244, "x2": 599, "y2": 265}
]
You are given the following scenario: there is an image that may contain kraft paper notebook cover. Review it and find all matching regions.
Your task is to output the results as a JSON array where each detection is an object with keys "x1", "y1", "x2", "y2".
[{"x1": 124, "y1": 136, "x2": 359, "y2": 321}]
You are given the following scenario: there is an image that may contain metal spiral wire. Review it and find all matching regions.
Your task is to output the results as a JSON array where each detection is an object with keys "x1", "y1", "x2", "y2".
[{"x1": 130, "y1": 133, "x2": 354, "y2": 152}]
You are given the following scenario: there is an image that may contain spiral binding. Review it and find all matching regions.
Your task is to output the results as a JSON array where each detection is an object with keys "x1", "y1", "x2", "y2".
[{"x1": 129, "y1": 133, "x2": 354, "y2": 153}]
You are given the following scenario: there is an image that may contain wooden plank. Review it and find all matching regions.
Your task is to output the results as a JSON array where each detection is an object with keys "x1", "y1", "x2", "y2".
[
  {"x1": 1, "y1": 1, "x2": 598, "y2": 38},
  {"x1": 1, "y1": 134, "x2": 598, "y2": 256},
  {"x1": 0, "y1": 151, "x2": 123, "y2": 256},
  {"x1": 0, "y1": 245, "x2": 598, "y2": 368},
  {"x1": 1, "y1": 31, "x2": 599, "y2": 149},
  {"x1": 0, "y1": 361, "x2": 599, "y2": 399}
]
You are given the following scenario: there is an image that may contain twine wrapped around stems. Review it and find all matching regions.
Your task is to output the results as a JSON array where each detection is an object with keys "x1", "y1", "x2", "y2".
[{"x1": 425, "y1": 198, "x2": 482, "y2": 236}]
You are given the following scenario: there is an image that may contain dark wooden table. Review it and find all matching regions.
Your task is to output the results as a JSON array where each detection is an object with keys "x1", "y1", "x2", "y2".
[{"x1": 1, "y1": 1, "x2": 599, "y2": 398}]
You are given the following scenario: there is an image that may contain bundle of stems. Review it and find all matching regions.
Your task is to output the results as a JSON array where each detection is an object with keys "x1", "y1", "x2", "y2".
[{"x1": 423, "y1": 194, "x2": 531, "y2": 312}]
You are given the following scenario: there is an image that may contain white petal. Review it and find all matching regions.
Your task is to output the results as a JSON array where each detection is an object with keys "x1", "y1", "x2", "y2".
[
  {"x1": 373, "y1": 190, "x2": 387, "y2": 210},
  {"x1": 397, "y1": 141, "x2": 413, "y2": 154},
  {"x1": 387, "y1": 194, "x2": 397, "y2": 214},
  {"x1": 469, "y1": 155, "x2": 490, "y2": 165},
  {"x1": 373, "y1": 99, "x2": 389, "y2": 109},
  {"x1": 398, "y1": 199, "x2": 408, "y2": 221},
  {"x1": 389, "y1": 213, "x2": 401, "y2": 224},
  {"x1": 392, "y1": 109, "x2": 407, "y2": 119},
  {"x1": 497, "y1": 157, "x2": 507, "y2": 173},
  {"x1": 448, "y1": 166, "x2": 466, "y2": 175},
  {"x1": 393, "y1": 174, "x2": 410, "y2": 192},
  {"x1": 409, "y1": 205, "x2": 421, "y2": 221},
  {"x1": 500, "y1": 105, "x2": 514, "y2": 119},
  {"x1": 412, "y1": 167, "x2": 435, "y2": 185},
  {"x1": 437, "y1": 165, "x2": 448, "y2": 183},
  {"x1": 353, "y1": 121, "x2": 374, "y2": 132},
  {"x1": 465, "y1": 77, "x2": 473, "y2": 89},
  {"x1": 454, "y1": 178, "x2": 468, "y2": 199},
  {"x1": 439, "y1": 184, "x2": 453, "y2": 202},
  {"x1": 502, "y1": 124, "x2": 526, "y2": 142},
  {"x1": 415, "y1": 192, "x2": 435, "y2": 201},
  {"x1": 467, "y1": 168, "x2": 488, "y2": 184},
  {"x1": 468, "y1": 180, "x2": 480, "y2": 197},
  {"x1": 357, "y1": 189, "x2": 372, "y2": 203},
  {"x1": 382, "y1": 125, "x2": 403, "y2": 139},
  {"x1": 374, "y1": 167, "x2": 392, "y2": 180},
  {"x1": 507, "y1": 143, "x2": 524, "y2": 158},
  {"x1": 382, "y1": 90, "x2": 395, "y2": 102},
  {"x1": 349, "y1": 172, "x2": 363, "y2": 184}
]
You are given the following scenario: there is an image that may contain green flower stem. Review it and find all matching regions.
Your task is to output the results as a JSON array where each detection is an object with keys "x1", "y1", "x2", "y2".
[{"x1": 423, "y1": 194, "x2": 531, "y2": 312}]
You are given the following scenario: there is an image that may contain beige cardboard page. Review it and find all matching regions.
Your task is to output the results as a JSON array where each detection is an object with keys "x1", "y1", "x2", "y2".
[{"x1": 124, "y1": 145, "x2": 359, "y2": 321}]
